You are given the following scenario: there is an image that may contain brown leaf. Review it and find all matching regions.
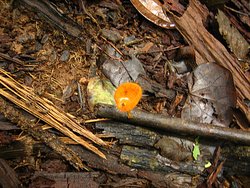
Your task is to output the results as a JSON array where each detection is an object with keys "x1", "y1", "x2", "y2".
[
  {"x1": 168, "y1": 92, "x2": 183, "y2": 115},
  {"x1": 182, "y1": 63, "x2": 236, "y2": 127},
  {"x1": 130, "y1": 0, "x2": 175, "y2": 28},
  {"x1": 98, "y1": 46, "x2": 175, "y2": 99}
]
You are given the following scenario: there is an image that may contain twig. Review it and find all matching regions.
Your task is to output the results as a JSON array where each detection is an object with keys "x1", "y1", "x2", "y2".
[
  {"x1": 95, "y1": 104, "x2": 250, "y2": 145},
  {"x1": 0, "y1": 52, "x2": 24, "y2": 66},
  {"x1": 77, "y1": 82, "x2": 83, "y2": 109},
  {"x1": 79, "y1": 0, "x2": 100, "y2": 30},
  {"x1": 224, "y1": 5, "x2": 250, "y2": 16},
  {"x1": 100, "y1": 36, "x2": 124, "y2": 57}
]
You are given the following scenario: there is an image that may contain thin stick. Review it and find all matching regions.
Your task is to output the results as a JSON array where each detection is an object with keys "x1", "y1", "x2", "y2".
[{"x1": 96, "y1": 104, "x2": 250, "y2": 145}]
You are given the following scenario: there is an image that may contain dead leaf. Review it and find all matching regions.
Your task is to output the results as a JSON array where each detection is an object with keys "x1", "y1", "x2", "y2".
[
  {"x1": 99, "y1": 50, "x2": 176, "y2": 98},
  {"x1": 101, "y1": 54, "x2": 146, "y2": 87},
  {"x1": 168, "y1": 92, "x2": 183, "y2": 115},
  {"x1": 137, "y1": 42, "x2": 154, "y2": 53},
  {"x1": 130, "y1": 0, "x2": 175, "y2": 28},
  {"x1": 182, "y1": 63, "x2": 236, "y2": 127}
]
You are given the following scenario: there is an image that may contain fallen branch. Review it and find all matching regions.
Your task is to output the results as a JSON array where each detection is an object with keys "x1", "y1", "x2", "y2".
[{"x1": 95, "y1": 104, "x2": 250, "y2": 145}]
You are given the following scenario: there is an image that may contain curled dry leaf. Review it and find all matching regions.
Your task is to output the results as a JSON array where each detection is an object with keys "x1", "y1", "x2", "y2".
[
  {"x1": 130, "y1": 0, "x2": 175, "y2": 28},
  {"x1": 181, "y1": 63, "x2": 236, "y2": 127}
]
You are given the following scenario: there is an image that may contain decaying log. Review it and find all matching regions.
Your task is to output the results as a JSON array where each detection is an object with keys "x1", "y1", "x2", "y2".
[
  {"x1": 0, "y1": 140, "x2": 192, "y2": 187},
  {"x1": 1, "y1": 127, "x2": 249, "y2": 177},
  {"x1": 30, "y1": 172, "x2": 100, "y2": 188},
  {"x1": 120, "y1": 145, "x2": 205, "y2": 175},
  {"x1": 95, "y1": 104, "x2": 250, "y2": 144},
  {"x1": 166, "y1": 0, "x2": 250, "y2": 121},
  {"x1": 95, "y1": 121, "x2": 250, "y2": 176},
  {"x1": 221, "y1": 145, "x2": 250, "y2": 175},
  {"x1": 95, "y1": 121, "x2": 159, "y2": 147},
  {"x1": 70, "y1": 146, "x2": 139, "y2": 177}
]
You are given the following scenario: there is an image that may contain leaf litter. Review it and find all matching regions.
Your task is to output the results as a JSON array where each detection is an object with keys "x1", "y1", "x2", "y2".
[{"x1": 0, "y1": 0, "x2": 249, "y2": 187}]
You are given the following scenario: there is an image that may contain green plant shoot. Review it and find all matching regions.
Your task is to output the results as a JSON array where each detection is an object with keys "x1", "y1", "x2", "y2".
[{"x1": 192, "y1": 137, "x2": 200, "y2": 160}]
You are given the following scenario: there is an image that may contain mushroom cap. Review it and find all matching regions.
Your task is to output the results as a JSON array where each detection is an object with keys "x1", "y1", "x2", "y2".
[{"x1": 114, "y1": 82, "x2": 142, "y2": 112}]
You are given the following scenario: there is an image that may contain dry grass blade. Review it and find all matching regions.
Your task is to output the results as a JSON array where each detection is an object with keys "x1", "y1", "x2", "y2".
[{"x1": 0, "y1": 69, "x2": 106, "y2": 159}]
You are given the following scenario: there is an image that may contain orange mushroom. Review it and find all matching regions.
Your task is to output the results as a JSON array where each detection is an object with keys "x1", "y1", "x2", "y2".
[{"x1": 114, "y1": 82, "x2": 142, "y2": 118}]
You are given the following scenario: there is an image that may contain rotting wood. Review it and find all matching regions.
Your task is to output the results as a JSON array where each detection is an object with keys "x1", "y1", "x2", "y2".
[
  {"x1": 2, "y1": 139, "x2": 195, "y2": 187},
  {"x1": 95, "y1": 121, "x2": 250, "y2": 176},
  {"x1": 0, "y1": 68, "x2": 107, "y2": 159},
  {"x1": 0, "y1": 96, "x2": 86, "y2": 170},
  {"x1": 1, "y1": 135, "x2": 249, "y2": 176},
  {"x1": 164, "y1": 0, "x2": 250, "y2": 121},
  {"x1": 95, "y1": 121, "x2": 159, "y2": 147},
  {"x1": 222, "y1": 145, "x2": 250, "y2": 159},
  {"x1": 221, "y1": 145, "x2": 250, "y2": 176},
  {"x1": 95, "y1": 104, "x2": 250, "y2": 144},
  {"x1": 31, "y1": 172, "x2": 100, "y2": 188},
  {"x1": 120, "y1": 145, "x2": 205, "y2": 175},
  {"x1": 0, "y1": 140, "x2": 186, "y2": 187}
]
